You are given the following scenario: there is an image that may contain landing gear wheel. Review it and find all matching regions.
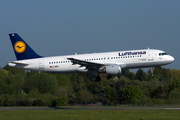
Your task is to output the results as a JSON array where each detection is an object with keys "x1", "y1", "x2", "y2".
[
  {"x1": 91, "y1": 76, "x2": 97, "y2": 82},
  {"x1": 90, "y1": 76, "x2": 101, "y2": 82},
  {"x1": 96, "y1": 76, "x2": 101, "y2": 82}
]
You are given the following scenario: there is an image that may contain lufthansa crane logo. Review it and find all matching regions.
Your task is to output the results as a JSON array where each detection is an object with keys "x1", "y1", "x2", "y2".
[{"x1": 14, "y1": 41, "x2": 26, "y2": 53}]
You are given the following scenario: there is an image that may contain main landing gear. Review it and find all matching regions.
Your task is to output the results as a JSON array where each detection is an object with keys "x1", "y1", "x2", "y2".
[
  {"x1": 91, "y1": 76, "x2": 101, "y2": 82},
  {"x1": 87, "y1": 72, "x2": 101, "y2": 82}
]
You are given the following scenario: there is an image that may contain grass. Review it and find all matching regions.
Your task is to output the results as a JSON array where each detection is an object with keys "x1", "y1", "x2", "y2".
[{"x1": 0, "y1": 108, "x2": 180, "y2": 120}]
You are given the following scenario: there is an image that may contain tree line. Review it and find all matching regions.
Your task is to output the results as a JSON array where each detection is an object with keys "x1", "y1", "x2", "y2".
[{"x1": 0, "y1": 65, "x2": 180, "y2": 106}]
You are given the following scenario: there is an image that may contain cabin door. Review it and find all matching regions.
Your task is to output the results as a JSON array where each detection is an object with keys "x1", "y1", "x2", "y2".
[
  {"x1": 39, "y1": 59, "x2": 44, "y2": 69},
  {"x1": 148, "y1": 51, "x2": 153, "y2": 61}
]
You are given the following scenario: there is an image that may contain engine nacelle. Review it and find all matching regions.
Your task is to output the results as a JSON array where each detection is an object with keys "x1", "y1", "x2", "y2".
[{"x1": 105, "y1": 65, "x2": 122, "y2": 75}]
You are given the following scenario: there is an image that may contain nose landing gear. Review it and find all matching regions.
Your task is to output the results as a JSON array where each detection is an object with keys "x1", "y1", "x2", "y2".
[{"x1": 151, "y1": 68, "x2": 154, "y2": 77}]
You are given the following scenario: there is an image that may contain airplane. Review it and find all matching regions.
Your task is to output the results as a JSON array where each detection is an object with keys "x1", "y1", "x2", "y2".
[{"x1": 8, "y1": 33, "x2": 174, "y2": 81}]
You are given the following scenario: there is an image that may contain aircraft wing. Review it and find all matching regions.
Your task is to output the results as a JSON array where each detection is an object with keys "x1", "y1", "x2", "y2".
[{"x1": 67, "y1": 58, "x2": 104, "y2": 70}]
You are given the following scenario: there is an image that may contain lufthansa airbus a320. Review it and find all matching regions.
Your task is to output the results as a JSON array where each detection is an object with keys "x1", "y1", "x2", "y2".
[{"x1": 8, "y1": 33, "x2": 174, "y2": 81}]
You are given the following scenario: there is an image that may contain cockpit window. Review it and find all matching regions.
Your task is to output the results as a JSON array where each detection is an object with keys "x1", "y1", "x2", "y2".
[
  {"x1": 162, "y1": 53, "x2": 167, "y2": 55},
  {"x1": 159, "y1": 53, "x2": 167, "y2": 56}
]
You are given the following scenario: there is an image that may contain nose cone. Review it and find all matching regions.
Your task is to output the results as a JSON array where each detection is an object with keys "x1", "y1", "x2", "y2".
[{"x1": 168, "y1": 56, "x2": 174, "y2": 63}]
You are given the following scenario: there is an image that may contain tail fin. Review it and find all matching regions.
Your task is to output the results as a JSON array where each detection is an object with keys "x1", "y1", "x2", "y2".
[{"x1": 9, "y1": 33, "x2": 41, "y2": 60}]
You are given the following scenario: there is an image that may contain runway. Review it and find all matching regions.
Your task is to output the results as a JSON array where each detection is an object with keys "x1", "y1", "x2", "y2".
[{"x1": 0, "y1": 107, "x2": 180, "y2": 110}]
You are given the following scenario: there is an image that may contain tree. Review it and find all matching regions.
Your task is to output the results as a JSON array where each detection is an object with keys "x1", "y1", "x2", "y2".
[
  {"x1": 28, "y1": 88, "x2": 41, "y2": 98},
  {"x1": 169, "y1": 78, "x2": 180, "y2": 92},
  {"x1": 141, "y1": 78, "x2": 161, "y2": 97},
  {"x1": 170, "y1": 69, "x2": 180, "y2": 80},
  {"x1": 71, "y1": 75, "x2": 87, "y2": 92},
  {"x1": 105, "y1": 85, "x2": 111, "y2": 104},
  {"x1": 121, "y1": 85, "x2": 143, "y2": 103},
  {"x1": 0, "y1": 68, "x2": 25, "y2": 94},
  {"x1": 79, "y1": 90, "x2": 92, "y2": 102},
  {"x1": 3, "y1": 65, "x2": 25, "y2": 75},
  {"x1": 110, "y1": 76, "x2": 130, "y2": 104},
  {"x1": 55, "y1": 74, "x2": 70, "y2": 87},
  {"x1": 125, "y1": 69, "x2": 135, "y2": 80},
  {"x1": 54, "y1": 87, "x2": 68, "y2": 96},
  {"x1": 169, "y1": 89, "x2": 180, "y2": 104},
  {"x1": 24, "y1": 73, "x2": 58, "y2": 94},
  {"x1": 151, "y1": 85, "x2": 167, "y2": 99},
  {"x1": 135, "y1": 69, "x2": 147, "y2": 81},
  {"x1": 86, "y1": 80, "x2": 105, "y2": 102},
  {"x1": 55, "y1": 95, "x2": 68, "y2": 106},
  {"x1": 161, "y1": 68, "x2": 171, "y2": 82},
  {"x1": 147, "y1": 67, "x2": 171, "y2": 82}
]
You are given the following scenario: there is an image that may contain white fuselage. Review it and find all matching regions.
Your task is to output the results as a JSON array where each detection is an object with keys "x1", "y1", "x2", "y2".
[{"x1": 8, "y1": 49, "x2": 174, "y2": 73}]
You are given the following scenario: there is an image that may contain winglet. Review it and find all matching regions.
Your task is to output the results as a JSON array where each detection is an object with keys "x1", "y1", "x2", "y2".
[{"x1": 9, "y1": 33, "x2": 42, "y2": 60}]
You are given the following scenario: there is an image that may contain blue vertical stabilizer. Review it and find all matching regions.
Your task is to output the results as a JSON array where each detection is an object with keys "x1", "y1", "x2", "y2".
[{"x1": 9, "y1": 33, "x2": 42, "y2": 60}]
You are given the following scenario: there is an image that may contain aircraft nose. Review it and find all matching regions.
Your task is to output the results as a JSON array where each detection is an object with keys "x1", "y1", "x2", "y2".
[{"x1": 168, "y1": 56, "x2": 174, "y2": 63}]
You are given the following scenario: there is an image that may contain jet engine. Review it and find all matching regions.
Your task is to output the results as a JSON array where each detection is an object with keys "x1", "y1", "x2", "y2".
[{"x1": 105, "y1": 65, "x2": 122, "y2": 75}]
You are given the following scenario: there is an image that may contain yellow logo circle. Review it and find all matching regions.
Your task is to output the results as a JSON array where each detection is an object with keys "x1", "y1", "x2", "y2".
[{"x1": 14, "y1": 41, "x2": 26, "y2": 53}]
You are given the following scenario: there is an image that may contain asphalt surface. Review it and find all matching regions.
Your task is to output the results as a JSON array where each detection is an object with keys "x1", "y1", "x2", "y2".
[{"x1": 0, "y1": 107, "x2": 180, "y2": 110}]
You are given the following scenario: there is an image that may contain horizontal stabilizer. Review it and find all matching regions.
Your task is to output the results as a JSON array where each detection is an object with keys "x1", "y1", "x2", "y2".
[{"x1": 8, "y1": 61, "x2": 29, "y2": 65}]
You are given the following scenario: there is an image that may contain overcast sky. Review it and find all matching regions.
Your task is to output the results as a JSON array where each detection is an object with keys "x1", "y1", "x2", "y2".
[{"x1": 0, "y1": 0, "x2": 179, "y2": 72}]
